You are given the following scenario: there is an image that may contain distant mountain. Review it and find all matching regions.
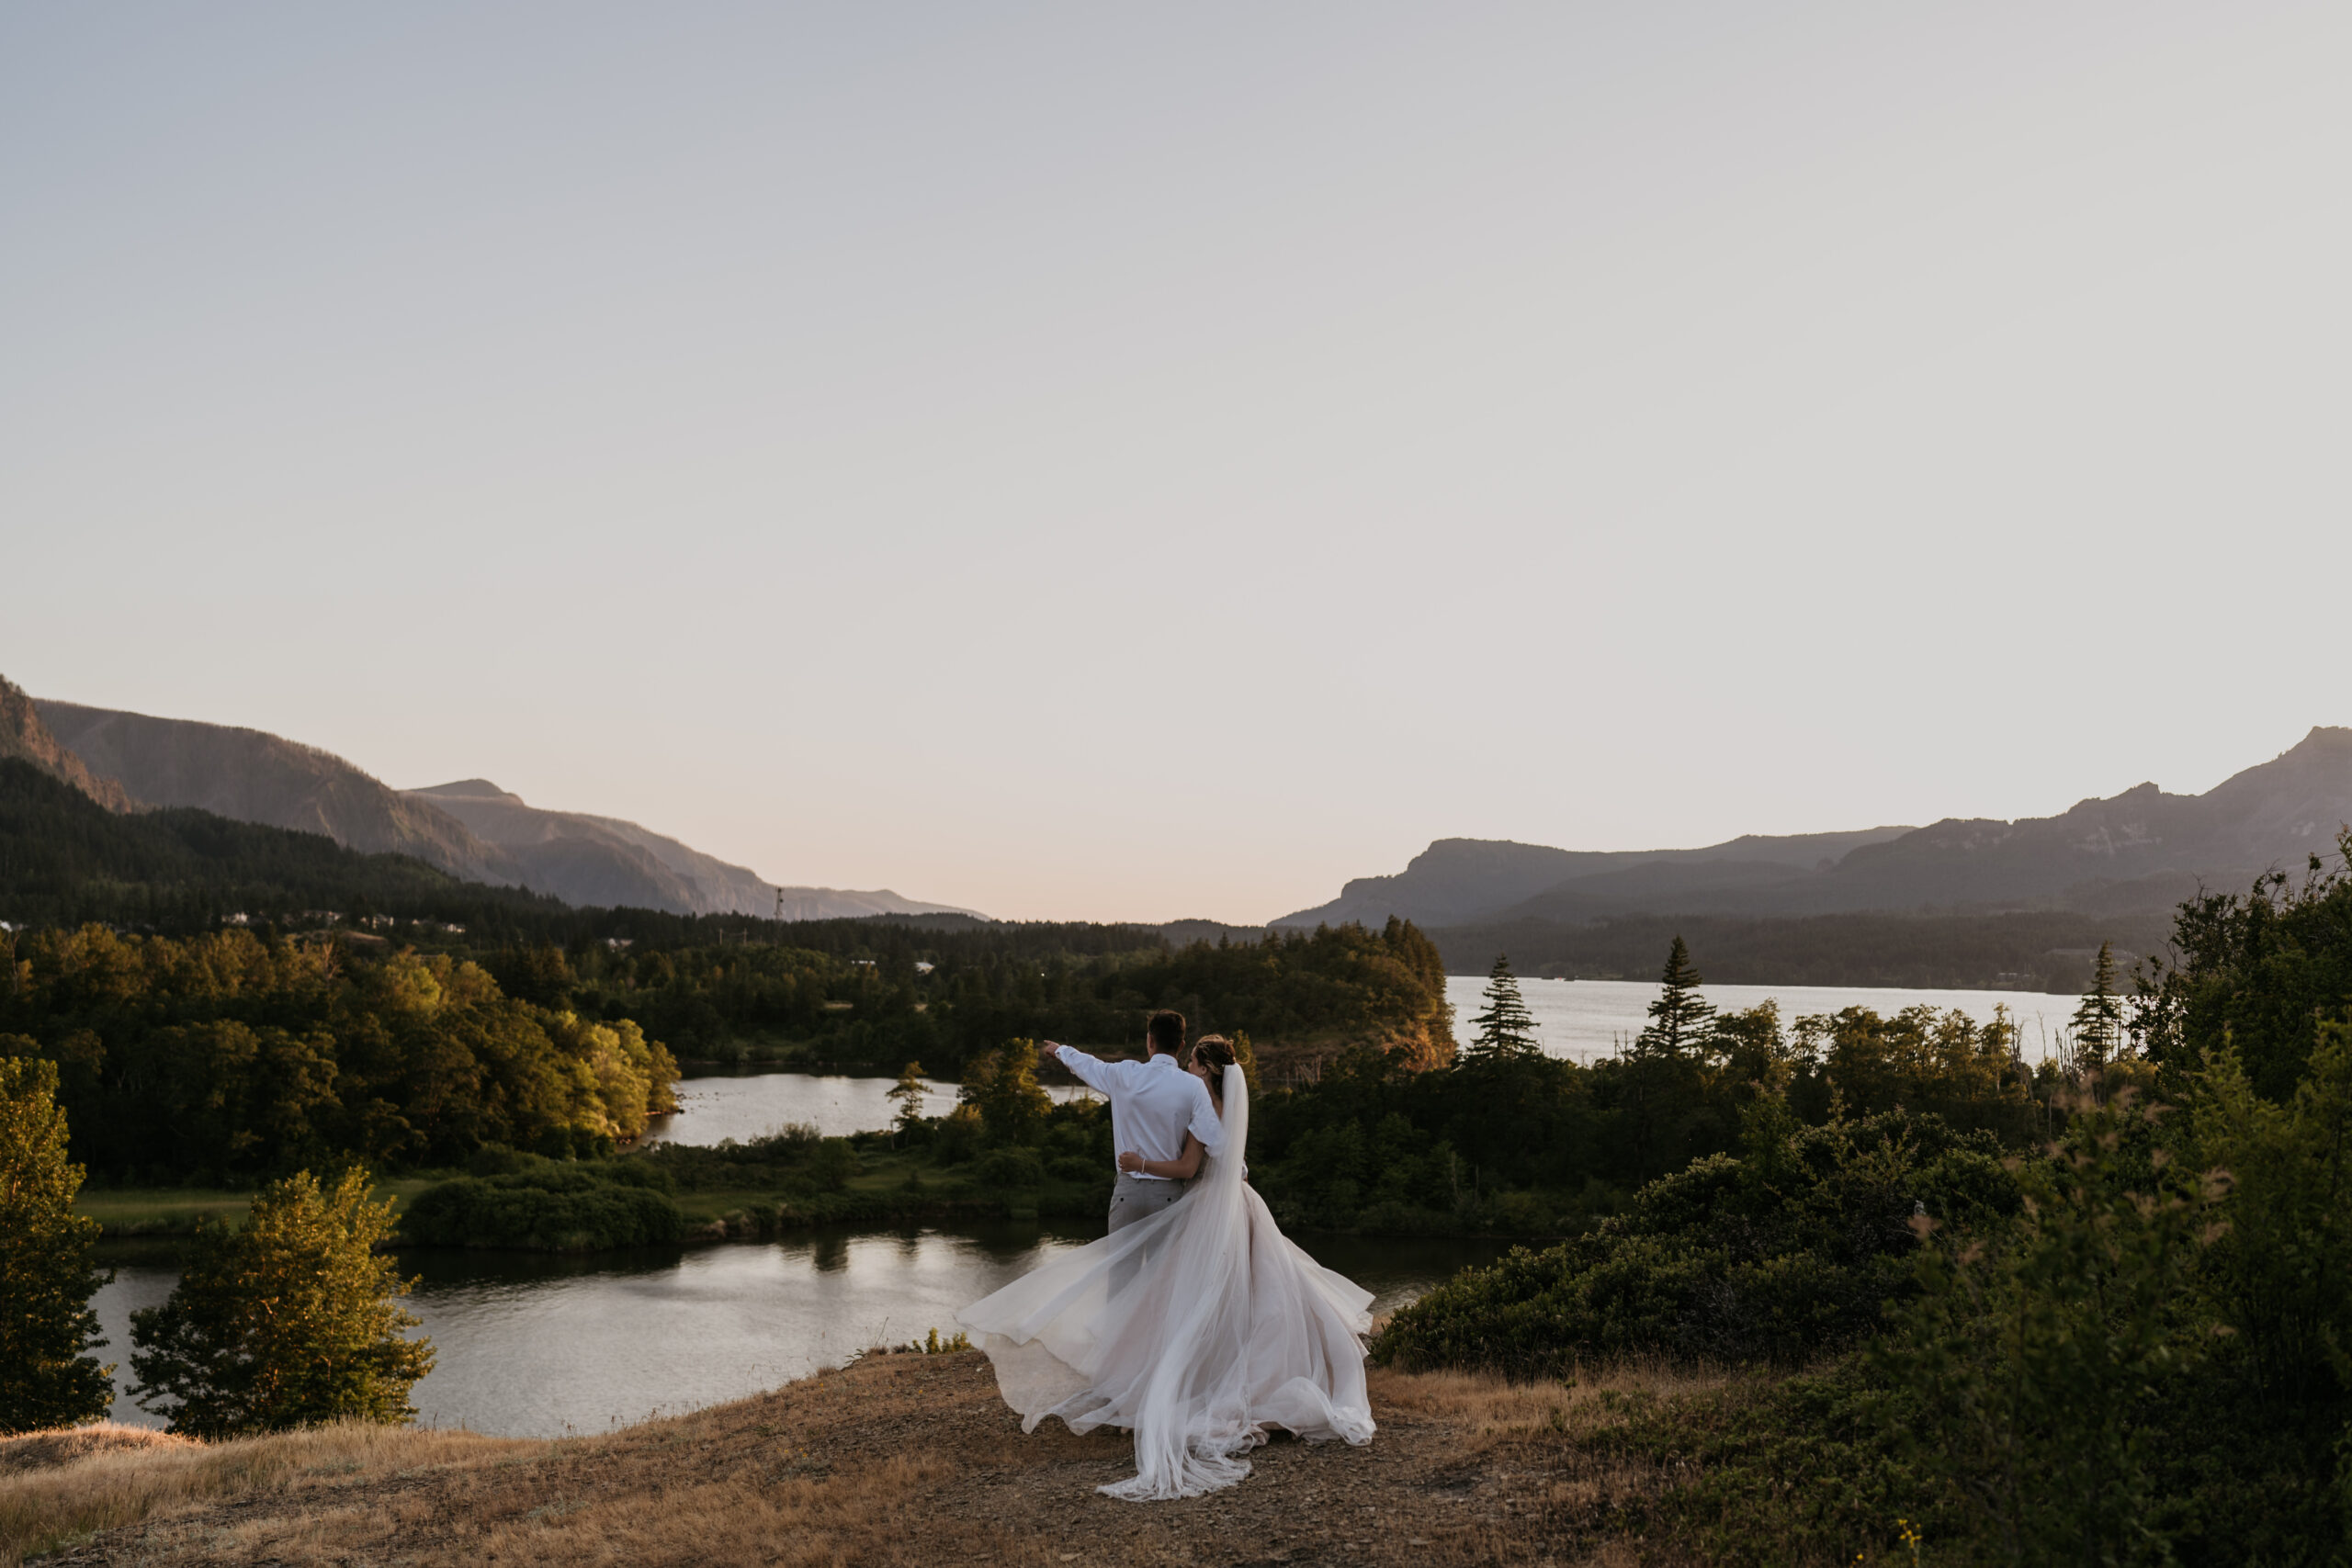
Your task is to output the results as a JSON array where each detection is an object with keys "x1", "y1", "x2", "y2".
[
  {"x1": 38, "y1": 699, "x2": 519, "y2": 884},
  {"x1": 30, "y1": 694, "x2": 982, "y2": 920},
  {"x1": 0, "y1": 755, "x2": 553, "y2": 932},
  {"x1": 403, "y1": 780, "x2": 979, "y2": 920},
  {"x1": 0, "y1": 678, "x2": 134, "y2": 813},
  {"x1": 1278, "y1": 728, "x2": 2352, "y2": 930},
  {"x1": 1278, "y1": 827, "x2": 1914, "y2": 929}
]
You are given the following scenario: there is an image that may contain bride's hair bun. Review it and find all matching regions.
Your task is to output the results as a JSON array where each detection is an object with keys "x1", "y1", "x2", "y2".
[{"x1": 1191, "y1": 1035, "x2": 1238, "y2": 1077}]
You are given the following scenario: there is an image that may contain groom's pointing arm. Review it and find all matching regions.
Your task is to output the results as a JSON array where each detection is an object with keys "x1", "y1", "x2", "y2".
[{"x1": 1042, "y1": 1042, "x2": 1118, "y2": 1095}]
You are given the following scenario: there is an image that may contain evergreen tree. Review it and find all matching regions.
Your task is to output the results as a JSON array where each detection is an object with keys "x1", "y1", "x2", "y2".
[
  {"x1": 130, "y1": 1168, "x2": 434, "y2": 1438},
  {"x1": 959, "y1": 1039, "x2": 1053, "y2": 1146},
  {"x1": 1633, "y1": 936, "x2": 1716, "y2": 1062},
  {"x1": 888, "y1": 1061, "x2": 929, "y2": 1136},
  {"x1": 0, "y1": 1056, "x2": 114, "y2": 1433},
  {"x1": 1464, "y1": 953, "x2": 1542, "y2": 1064},
  {"x1": 2068, "y1": 941, "x2": 2123, "y2": 1071}
]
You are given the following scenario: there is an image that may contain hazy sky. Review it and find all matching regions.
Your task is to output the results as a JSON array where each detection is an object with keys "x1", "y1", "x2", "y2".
[{"x1": 6, "y1": 5, "x2": 2349, "y2": 923}]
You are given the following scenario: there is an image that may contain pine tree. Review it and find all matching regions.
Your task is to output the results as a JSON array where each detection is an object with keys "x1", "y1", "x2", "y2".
[
  {"x1": 1463, "y1": 953, "x2": 1542, "y2": 1064},
  {"x1": 2069, "y1": 941, "x2": 2124, "y2": 1071},
  {"x1": 888, "y1": 1062, "x2": 929, "y2": 1136},
  {"x1": 130, "y1": 1168, "x2": 434, "y2": 1438},
  {"x1": 1633, "y1": 935, "x2": 1716, "y2": 1062},
  {"x1": 960, "y1": 1040, "x2": 1052, "y2": 1146},
  {"x1": 0, "y1": 1056, "x2": 114, "y2": 1433}
]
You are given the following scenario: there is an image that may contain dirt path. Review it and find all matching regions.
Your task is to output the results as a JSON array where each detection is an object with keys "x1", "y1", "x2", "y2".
[{"x1": 31, "y1": 1354, "x2": 1704, "y2": 1566}]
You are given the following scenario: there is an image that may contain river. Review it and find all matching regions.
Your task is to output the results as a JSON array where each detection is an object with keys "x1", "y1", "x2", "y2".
[{"x1": 1441, "y1": 975, "x2": 2088, "y2": 1062}]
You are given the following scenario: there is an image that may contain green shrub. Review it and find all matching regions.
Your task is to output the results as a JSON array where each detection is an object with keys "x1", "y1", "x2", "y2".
[
  {"x1": 1881, "y1": 1089, "x2": 2225, "y2": 1565},
  {"x1": 976, "y1": 1146, "x2": 1046, "y2": 1188},
  {"x1": 1373, "y1": 1106, "x2": 2016, "y2": 1375},
  {"x1": 400, "y1": 1167, "x2": 685, "y2": 1250},
  {"x1": 130, "y1": 1169, "x2": 432, "y2": 1437},
  {"x1": 1046, "y1": 1154, "x2": 1101, "y2": 1184},
  {"x1": 933, "y1": 1105, "x2": 982, "y2": 1165},
  {"x1": 719, "y1": 1123, "x2": 820, "y2": 1164},
  {"x1": 808, "y1": 1137, "x2": 861, "y2": 1191}
]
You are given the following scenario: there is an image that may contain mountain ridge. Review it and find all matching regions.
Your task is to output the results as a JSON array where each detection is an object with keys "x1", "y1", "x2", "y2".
[
  {"x1": 403, "y1": 778, "x2": 977, "y2": 920},
  {"x1": 1278, "y1": 727, "x2": 2352, "y2": 931},
  {"x1": 28, "y1": 692, "x2": 980, "y2": 920},
  {"x1": 0, "y1": 679, "x2": 136, "y2": 813}
]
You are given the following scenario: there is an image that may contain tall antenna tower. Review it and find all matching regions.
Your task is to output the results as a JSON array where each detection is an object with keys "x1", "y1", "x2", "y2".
[{"x1": 774, "y1": 886, "x2": 786, "y2": 924}]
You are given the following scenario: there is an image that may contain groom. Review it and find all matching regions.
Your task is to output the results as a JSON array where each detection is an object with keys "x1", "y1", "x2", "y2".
[{"x1": 1043, "y1": 1010, "x2": 1226, "y2": 1233}]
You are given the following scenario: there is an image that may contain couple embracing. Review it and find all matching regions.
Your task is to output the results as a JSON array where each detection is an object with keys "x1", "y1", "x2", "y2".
[{"x1": 956, "y1": 1011, "x2": 1376, "y2": 1502}]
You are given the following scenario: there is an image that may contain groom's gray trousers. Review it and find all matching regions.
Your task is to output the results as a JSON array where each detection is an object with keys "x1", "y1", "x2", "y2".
[
  {"x1": 1107, "y1": 1174, "x2": 1187, "y2": 1298},
  {"x1": 1108, "y1": 1173, "x2": 1189, "y2": 1233}
]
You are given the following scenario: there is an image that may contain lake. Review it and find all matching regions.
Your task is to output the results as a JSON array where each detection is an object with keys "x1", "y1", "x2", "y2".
[
  {"x1": 88, "y1": 1068, "x2": 1497, "y2": 1438},
  {"x1": 645, "y1": 1067, "x2": 1095, "y2": 1146},
  {"x1": 1442, "y1": 975, "x2": 2089, "y2": 1062},
  {"x1": 89, "y1": 976, "x2": 2070, "y2": 1439},
  {"x1": 88, "y1": 1227, "x2": 1506, "y2": 1438}
]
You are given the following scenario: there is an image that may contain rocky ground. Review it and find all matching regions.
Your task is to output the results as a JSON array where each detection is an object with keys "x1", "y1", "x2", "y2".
[{"x1": 7, "y1": 1353, "x2": 1736, "y2": 1567}]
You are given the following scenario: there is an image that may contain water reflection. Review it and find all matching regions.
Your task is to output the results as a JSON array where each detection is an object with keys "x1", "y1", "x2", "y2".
[{"x1": 91, "y1": 1225, "x2": 1505, "y2": 1438}]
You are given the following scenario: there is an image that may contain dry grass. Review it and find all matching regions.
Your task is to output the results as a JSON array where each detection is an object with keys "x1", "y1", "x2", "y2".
[
  {"x1": 5, "y1": 1355, "x2": 1752, "y2": 1567},
  {"x1": 1, "y1": 1420, "x2": 524, "y2": 1566},
  {"x1": 0, "y1": 1426, "x2": 197, "y2": 1478}
]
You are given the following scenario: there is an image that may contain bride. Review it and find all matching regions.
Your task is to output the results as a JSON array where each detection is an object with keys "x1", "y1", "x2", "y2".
[{"x1": 956, "y1": 1034, "x2": 1376, "y2": 1501}]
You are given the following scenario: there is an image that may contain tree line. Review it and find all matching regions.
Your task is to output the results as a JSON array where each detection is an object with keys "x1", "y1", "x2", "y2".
[
  {"x1": 1423, "y1": 907, "x2": 2173, "y2": 991},
  {"x1": 1370, "y1": 834, "x2": 2352, "y2": 1562},
  {"x1": 0, "y1": 925, "x2": 679, "y2": 1181}
]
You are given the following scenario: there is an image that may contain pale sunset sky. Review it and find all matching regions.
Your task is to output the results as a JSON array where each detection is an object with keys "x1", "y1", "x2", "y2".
[{"x1": 5, "y1": 5, "x2": 2349, "y2": 921}]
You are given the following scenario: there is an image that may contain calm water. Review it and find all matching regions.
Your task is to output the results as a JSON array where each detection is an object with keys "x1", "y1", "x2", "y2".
[
  {"x1": 646, "y1": 1068, "x2": 1093, "y2": 1146},
  {"x1": 89, "y1": 1228, "x2": 1505, "y2": 1438},
  {"x1": 93, "y1": 980, "x2": 2056, "y2": 1438},
  {"x1": 1442, "y1": 975, "x2": 2089, "y2": 1062}
]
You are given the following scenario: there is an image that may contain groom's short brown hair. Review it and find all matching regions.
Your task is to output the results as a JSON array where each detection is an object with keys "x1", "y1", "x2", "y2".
[{"x1": 1146, "y1": 1010, "x2": 1185, "y2": 1056}]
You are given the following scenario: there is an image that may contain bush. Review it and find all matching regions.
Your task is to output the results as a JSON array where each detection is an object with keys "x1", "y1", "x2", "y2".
[
  {"x1": 130, "y1": 1168, "x2": 433, "y2": 1437},
  {"x1": 975, "y1": 1146, "x2": 1046, "y2": 1188},
  {"x1": 719, "y1": 1122, "x2": 820, "y2": 1164},
  {"x1": 1373, "y1": 1104, "x2": 2016, "y2": 1375},
  {"x1": 400, "y1": 1167, "x2": 686, "y2": 1250},
  {"x1": 1046, "y1": 1154, "x2": 1101, "y2": 1184},
  {"x1": 808, "y1": 1137, "x2": 861, "y2": 1191},
  {"x1": 933, "y1": 1105, "x2": 983, "y2": 1165}
]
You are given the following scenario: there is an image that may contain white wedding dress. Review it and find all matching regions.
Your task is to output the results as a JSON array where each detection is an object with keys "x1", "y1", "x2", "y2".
[{"x1": 956, "y1": 1065, "x2": 1376, "y2": 1500}]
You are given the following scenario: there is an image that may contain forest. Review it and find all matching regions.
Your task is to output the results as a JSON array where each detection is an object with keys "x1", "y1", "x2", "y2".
[
  {"x1": 0, "y1": 908, "x2": 1452, "y2": 1181},
  {"x1": 1423, "y1": 907, "x2": 2173, "y2": 991},
  {"x1": 1353, "y1": 840, "x2": 2352, "y2": 1563}
]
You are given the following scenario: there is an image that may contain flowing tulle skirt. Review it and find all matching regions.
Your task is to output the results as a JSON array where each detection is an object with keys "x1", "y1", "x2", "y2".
[{"x1": 957, "y1": 1078, "x2": 1374, "y2": 1501}]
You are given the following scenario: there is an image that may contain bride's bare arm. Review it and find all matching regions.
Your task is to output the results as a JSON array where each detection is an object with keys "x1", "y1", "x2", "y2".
[{"x1": 1117, "y1": 1134, "x2": 1205, "y2": 1180}]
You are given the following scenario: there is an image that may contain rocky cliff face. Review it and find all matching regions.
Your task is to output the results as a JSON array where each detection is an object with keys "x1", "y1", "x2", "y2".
[{"x1": 0, "y1": 678, "x2": 135, "y2": 812}]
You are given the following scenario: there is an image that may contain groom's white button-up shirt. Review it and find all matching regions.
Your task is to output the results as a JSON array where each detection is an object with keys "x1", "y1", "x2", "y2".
[{"x1": 1050, "y1": 1046, "x2": 1226, "y2": 1179}]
